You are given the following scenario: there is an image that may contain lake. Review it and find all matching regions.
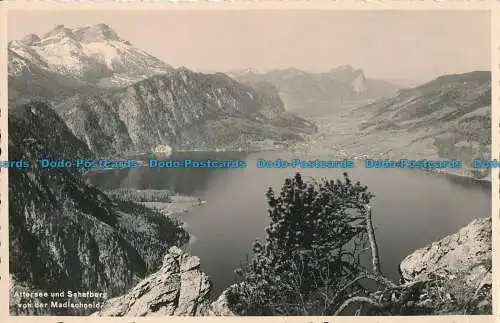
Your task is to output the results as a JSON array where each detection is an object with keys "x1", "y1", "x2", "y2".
[{"x1": 86, "y1": 151, "x2": 491, "y2": 298}]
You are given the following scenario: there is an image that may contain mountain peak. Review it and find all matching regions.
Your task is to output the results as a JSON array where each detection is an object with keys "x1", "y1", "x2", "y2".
[
  {"x1": 20, "y1": 33, "x2": 41, "y2": 46},
  {"x1": 73, "y1": 24, "x2": 121, "y2": 42},
  {"x1": 336, "y1": 64, "x2": 355, "y2": 71},
  {"x1": 43, "y1": 24, "x2": 74, "y2": 39},
  {"x1": 39, "y1": 24, "x2": 121, "y2": 43},
  {"x1": 329, "y1": 65, "x2": 364, "y2": 76}
]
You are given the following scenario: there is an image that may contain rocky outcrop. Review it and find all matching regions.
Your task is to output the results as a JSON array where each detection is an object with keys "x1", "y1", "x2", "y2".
[
  {"x1": 207, "y1": 286, "x2": 237, "y2": 316},
  {"x1": 91, "y1": 244, "x2": 237, "y2": 316},
  {"x1": 399, "y1": 217, "x2": 491, "y2": 283},
  {"x1": 399, "y1": 217, "x2": 491, "y2": 314},
  {"x1": 95, "y1": 247, "x2": 216, "y2": 316}
]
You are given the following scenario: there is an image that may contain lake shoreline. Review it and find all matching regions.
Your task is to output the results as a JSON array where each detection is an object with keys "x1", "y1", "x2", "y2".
[
  {"x1": 102, "y1": 187, "x2": 204, "y2": 218},
  {"x1": 86, "y1": 147, "x2": 491, "y2": 185}
]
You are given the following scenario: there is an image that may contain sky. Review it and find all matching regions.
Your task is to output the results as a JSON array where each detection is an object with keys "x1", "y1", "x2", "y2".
[{"x1": 8, "y1": 10, "x2": 490, "y2": 84}]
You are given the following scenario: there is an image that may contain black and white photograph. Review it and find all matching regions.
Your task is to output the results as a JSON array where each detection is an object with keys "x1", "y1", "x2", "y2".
[{"x1": 7, "y1": 9, "x2": 492, "y2": 316}]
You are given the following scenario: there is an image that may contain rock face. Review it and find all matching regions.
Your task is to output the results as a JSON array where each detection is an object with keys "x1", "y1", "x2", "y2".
[
  {"x1": 52, "y1": 69, "x2": 315, "y2": 156},
  {"x1": 96, "y1": 247, "x2": 223, "y2": 316},
  {"x1": 207, "y1": 285, "x2": 238, "y2": 316},
  {"x1": 399, "y1": 217, "x2": 491, "y2": 283},
  {"x1": 399, "y1": 217, "x2": 491, "y2": 314}
]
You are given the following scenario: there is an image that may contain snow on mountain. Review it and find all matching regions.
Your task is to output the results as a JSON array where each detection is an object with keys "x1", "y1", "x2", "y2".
[{"x1": 8, "y1": 24, "x2": 173, "y2": 88}]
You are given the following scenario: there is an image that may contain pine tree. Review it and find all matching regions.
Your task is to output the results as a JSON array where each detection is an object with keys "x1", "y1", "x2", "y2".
[{"x1": 230, "y1": 172, "x2": 375, "y2": 315}]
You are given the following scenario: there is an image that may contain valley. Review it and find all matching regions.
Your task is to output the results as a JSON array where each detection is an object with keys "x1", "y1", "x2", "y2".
[{"x1": 288, "y1": 71, "x2": 491, "y2": 181}]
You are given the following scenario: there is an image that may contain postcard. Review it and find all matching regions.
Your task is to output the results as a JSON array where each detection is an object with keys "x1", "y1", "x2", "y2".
[{"x1": 1, "y1": 3, "x2": 495, "y2": 321}]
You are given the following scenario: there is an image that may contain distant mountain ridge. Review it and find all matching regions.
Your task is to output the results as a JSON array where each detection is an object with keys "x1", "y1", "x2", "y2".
[
  {"x1": 229, "y1": 66, "x2": 400, "y2": 111},
  {"x1": 360, "y1": 71, "x2": 490, "y2": 133},
  {"x1": 353, "y1": 70, "x2": 491, "y2": 166}
]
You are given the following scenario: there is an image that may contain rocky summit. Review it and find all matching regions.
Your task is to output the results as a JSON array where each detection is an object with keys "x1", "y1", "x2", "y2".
[
  {"x1": 9, "y1": 24, "x2": 172, "y2": 87},
  {"x1": 95, "y1": 246, "x2": 234, "y2": 316},
  {"x1": 8, "y1": 24, "x2": 174, "y2": 105}
]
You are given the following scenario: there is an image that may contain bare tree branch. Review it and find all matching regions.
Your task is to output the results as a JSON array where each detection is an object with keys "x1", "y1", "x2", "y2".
[
  {"x1": 364, "y1": 205, "x2": 381, "y2": 275},
  {"x1": 334, "y1": 296, "x2": 384, "y2": 315}
]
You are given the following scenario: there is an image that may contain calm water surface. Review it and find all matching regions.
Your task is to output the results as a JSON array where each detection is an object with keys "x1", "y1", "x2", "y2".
[{"x1": 87, "y1": 151, "x2": 491, "y2": 297}]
